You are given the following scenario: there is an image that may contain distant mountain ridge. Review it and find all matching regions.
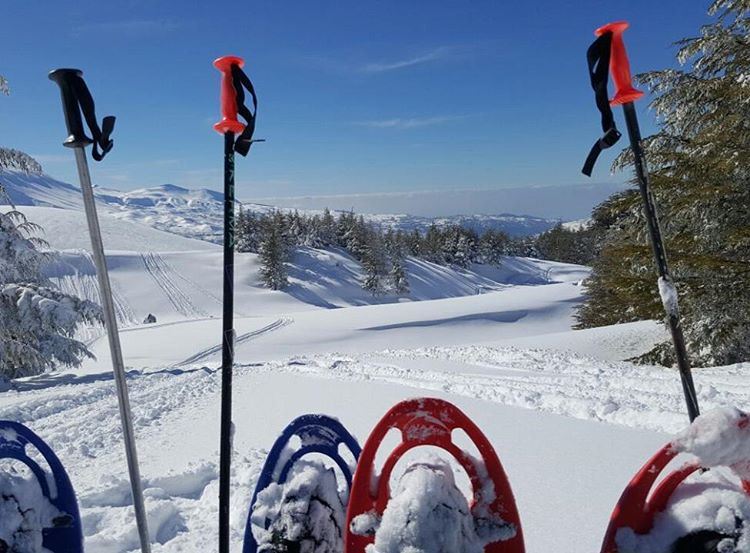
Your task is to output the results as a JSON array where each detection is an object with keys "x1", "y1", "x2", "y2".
[{"x1": 0, "y1": 170, "x2": 563, "y2": 243}]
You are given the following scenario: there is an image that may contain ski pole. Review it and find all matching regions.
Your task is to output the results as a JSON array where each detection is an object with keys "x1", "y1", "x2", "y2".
[
  {"x1": 592, "y1": 22, "x2": 700, "y2": 422},
  {"x1": 214, "y1": 55, "x2": 262, "y2": 553},
  {"x1": 49, "y1": 68, "x2": 152, "y2": 553}
]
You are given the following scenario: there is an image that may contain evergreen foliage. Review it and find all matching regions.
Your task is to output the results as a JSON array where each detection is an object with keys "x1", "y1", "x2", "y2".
[
  {"x1": 258, "y1": 211, "x2": 289, "y2": 291},
  {"x1": 577, "y1": 0, "x2": 750, "y2": 366},
  {"x1": 0, "y1": 176, "x2": 102, "y2": 378}
]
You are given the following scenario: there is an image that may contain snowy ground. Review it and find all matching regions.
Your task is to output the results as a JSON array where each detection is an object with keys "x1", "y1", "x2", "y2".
[{"x1": 1, "y1": 203, "x2": 748, "y2": 552}]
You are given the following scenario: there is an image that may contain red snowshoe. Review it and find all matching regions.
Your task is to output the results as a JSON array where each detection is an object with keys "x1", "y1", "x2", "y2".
[
  {"x1": 345, "y1": 398, "x2": 524, "y2": 553},
  {"x1": 601, "y1": 409, "x2": 750, "y2": 553}
]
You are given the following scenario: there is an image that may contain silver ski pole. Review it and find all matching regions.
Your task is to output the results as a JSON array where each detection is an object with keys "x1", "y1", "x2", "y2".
[{"x1": 49, "y1": 68, "x2": 152, "y2": 553}]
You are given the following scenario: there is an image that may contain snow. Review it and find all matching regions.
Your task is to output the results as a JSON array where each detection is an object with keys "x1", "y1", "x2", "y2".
[
  {"x1": 352, "y1": 460, "x2": 514, "y2": 553},
  {"x1": 0, "y1": 471, "x2": 64, "y2": 552},
  {"x1": 673, "y1": 407, "x2": 750, "y2": 479},
  {"x1": 658, "y1": 276, "x2": 680, "y2": 318},
  {"x1": 251, "y1": 460, "x2": 346, "y2": 552},
  {"x1": 2, "y1": 206, "x2": 215, "y2": 252},
  {"x1": 1, "y1": 176, "x2": 749, "y2": 552}
]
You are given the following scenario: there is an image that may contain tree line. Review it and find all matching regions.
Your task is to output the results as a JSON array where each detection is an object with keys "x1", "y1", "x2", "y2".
[{"x1": 235, "y1": 207, "x2": 595, "y2": 295}]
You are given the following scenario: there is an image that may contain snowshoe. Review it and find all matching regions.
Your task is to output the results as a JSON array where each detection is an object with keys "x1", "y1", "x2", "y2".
[
  {"x1": 0, "y1": 420, "x2": 83, "y2": 553},
  {"x1": 601, "y1": 408, "x2": 750, "y2": 553},
  {"x1": 344, "y1": 398, "x2": 524, "y2": 553},
  {"x1": 244, "y1": 414, "x2": 361, "y2": 553}
]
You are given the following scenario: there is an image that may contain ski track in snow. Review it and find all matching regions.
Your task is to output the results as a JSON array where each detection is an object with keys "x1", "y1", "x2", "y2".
[
  {"x1": 141, "y1": 252, "x2": 208, "y2": 319},
  {"x1": 174, "y1": 318, "x2": 293, "y2": 366}
]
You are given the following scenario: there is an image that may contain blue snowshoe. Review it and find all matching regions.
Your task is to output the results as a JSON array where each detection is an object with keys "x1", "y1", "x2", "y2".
[
  {"x1": 243, "y1": 415, "x2": 361, "y2": 553},
  {"x1": 0, "y1": 420, "x2": 83, "y2": 553}
]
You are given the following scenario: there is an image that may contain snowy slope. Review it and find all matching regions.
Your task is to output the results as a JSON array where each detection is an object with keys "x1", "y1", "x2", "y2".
[{"x1": 7, "y1": 205, "x2": 216, "y2": 252}]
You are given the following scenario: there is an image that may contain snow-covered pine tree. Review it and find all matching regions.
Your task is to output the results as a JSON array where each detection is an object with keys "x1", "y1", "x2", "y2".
[
  {"x1": 236, "y1": 207, "x2": 261, "y2": 253},
  {"x1": 361, "y1": 229, "x2": 387, "y2": 296},
  {"x1": 577, "y1": 0, "x2": 750, "y2": 365},
  {"x1": 0, "y1": 165, "x2": 102, "y2": 378},
  {"x1": 320, "y1": 208, "x2": 337, "y2": 246},
  {"x1": 478, "y1": 229, "x2": 509, "y2": 266},
  {"x1": 258, "y1": 211, "x2": 289, "y2": 290},
  {"x1": 389, "y1": 250, "x2": 410, "y2": 295},
  {"x1": 0, "y1": 75, "x2": 8, "y2": 96}
]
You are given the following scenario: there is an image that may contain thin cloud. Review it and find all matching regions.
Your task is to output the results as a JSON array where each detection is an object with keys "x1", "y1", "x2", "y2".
[
  {"x1": 356, "y1": 115, "x2": 465, "y2": 129},
  {"x1": 361, "y1": 46, "x2": 461, "y2": 73},
  {"x1": 71, "y1": 19, "x2": 180, "y2": 38}
]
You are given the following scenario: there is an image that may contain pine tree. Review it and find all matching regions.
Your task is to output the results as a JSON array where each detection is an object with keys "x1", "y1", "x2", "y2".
[
  {"x1": 236, "y1": 207, "x2": 261, "y2": 253},
  {"x1": 320, "y1": 208, "x2": 336, "y2": 246},
  {"x1": 258, "y1": 212, "x2": 289, "y2": 290},
  {"x1": 361, "y1": 230, "x2": 387, "y2": 296},
  {"x1": 0, "y1": 180, "x2": 102, "y2": 378},
  {"x1": 478, "y1": 229, "x2": 509, "y2": 265},
  {"x1": 389, "y1": 244, "x2": 410, "y2": 295},
  {"x1": 577, "y1": 0, "x2": 750, "y2": 365}
]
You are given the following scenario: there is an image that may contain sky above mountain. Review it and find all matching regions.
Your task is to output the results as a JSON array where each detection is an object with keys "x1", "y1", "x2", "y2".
[{"x1": 0, "y1": 1, "x2": 709, "y2": 208}]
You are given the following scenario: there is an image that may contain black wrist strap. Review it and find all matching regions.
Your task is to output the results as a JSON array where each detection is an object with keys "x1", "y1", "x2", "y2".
[
  {"x1": 230, "y1": 64, "x2": 261, "y2": 156},
  {"x1": 582, "y1": 32, "x2": 621, "y2": 176},
  {"x1": 71, "y1": 75, "x2": 115, "y2": 161}
]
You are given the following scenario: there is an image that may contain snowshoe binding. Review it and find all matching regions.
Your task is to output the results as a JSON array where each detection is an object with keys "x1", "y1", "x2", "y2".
[{"x1": 244, "y1": 414, "x2": 361, "y2": 553}]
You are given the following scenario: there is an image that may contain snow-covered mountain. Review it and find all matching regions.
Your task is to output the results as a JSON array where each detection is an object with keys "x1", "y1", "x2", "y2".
[{"x1": 0, "y1": 170, "x2": 562, "y2": 243}]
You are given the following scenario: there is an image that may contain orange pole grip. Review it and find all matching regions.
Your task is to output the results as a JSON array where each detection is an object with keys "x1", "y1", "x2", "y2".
[
  {"x1": 595, "y1": 21, "x2": 644, "y2": 106},
  {"x1": 213, "y1": 55, "x2": 246, "y2": 134}
]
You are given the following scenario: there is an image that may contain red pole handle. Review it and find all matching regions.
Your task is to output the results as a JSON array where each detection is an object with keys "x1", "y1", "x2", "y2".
[
  {"x1": 213, "y1": 55, "x2": 246, "y2": 134},
  {"x1": 595, "y1": 21, "x2": 644, "y2": 106}
]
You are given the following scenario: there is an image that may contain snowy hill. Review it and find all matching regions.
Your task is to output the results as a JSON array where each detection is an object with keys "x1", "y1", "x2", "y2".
[{"x1": 1, "y1": 170, "x2": 562, "y2": 243}]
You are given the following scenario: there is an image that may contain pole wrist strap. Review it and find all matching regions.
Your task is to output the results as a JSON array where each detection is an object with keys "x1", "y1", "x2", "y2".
[
  {"x1": 582, "y1": 32, "x2": 621, "y2": 176},
  {"x1": 230, "y1": 65, "x2": 260, "y2": 156}
]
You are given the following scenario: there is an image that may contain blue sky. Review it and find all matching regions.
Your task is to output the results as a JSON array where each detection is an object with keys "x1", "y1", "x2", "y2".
[{"x1": 0, "y1": 1, "x2": 710, "y2": 200}]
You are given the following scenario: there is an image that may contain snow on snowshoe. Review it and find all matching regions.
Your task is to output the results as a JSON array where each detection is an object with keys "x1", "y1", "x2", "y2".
[
  {"x1": 601, "y1": 408, "x2": 750, "y2": 553},
  {"x1": 344, "y1": 398, "x2": 524, "y2": 553},
  {"x1": 244, "y1": 414, "x2": 361, "y2": 553},
  {"x1": 0, "y1": 420, "x2": 83, "y2": 553}
]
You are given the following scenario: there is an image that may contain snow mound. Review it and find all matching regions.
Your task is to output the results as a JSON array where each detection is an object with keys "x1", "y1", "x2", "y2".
[
  {"x1": 251, "y1": 460, "x2": 347, "y2": 552},
  {"x1": 617, "y1": 470, "x2": 750, "y2": 553},
  {"x1": 352, "y1": 460, "x2": 513, "y2": 553},
  {"x1": 673, "y1": 407, "x2": 750, "y2": 479},
  {"x1": 0, "y1": 470, "x2": 66, "y2": 552}
]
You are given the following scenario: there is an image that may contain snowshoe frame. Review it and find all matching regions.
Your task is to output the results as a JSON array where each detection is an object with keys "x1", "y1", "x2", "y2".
[{"x1": 0, "y1": 420, "x2": 83, "y2": 553}]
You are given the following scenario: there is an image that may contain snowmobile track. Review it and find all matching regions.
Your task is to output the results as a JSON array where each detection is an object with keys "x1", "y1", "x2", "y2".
[
  {"x1": 175, "y1": 318, "x2": 293, "y2": 367},
  {"x1": 141, "y1": 252, "x2": 208, "y2": 318}
]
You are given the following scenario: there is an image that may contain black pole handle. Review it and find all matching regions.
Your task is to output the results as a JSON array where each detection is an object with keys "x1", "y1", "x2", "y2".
[{"x1": 48, "y1": 68, "x2": 93, "y2": 148}]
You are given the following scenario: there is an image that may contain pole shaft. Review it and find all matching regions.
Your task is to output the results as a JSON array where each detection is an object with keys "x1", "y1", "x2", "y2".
[
  {"x1": 621, "y1": 102, "x2": 700, "y2": 422},
  {"x1": 219, "y1": 132, "x2": 236, "y2": 553},
  {"x1": 73, "y1": 148, "x2": 152, "y2": 552}
]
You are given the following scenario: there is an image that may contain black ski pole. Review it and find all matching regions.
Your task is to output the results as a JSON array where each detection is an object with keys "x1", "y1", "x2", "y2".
[
  {"x1": 49, "y1": 69, "x2": 152, "y2": 552},
  {"x1": 585, "y1": 22, "x2": 700, "y2": 422},
  {"x1": 213, "y1": 55, "x2": 262, "y2": 553}
]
